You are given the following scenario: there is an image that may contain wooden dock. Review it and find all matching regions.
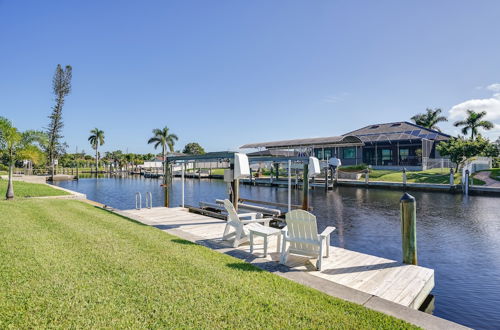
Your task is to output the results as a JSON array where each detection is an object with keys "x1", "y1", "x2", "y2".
[{"x1": 120, "y1": 207, "x2": 434, "y2": 310}]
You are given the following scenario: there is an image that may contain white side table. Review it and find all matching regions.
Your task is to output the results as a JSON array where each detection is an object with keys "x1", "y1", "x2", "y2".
[{"x1": 249, "y1": 226, "x2": 282, "y2": 257}]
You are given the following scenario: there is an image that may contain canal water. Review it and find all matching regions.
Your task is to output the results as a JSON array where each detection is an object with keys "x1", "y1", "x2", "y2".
[{"x1": 53, "y1": 176, "x2": 500, "y2": 329}]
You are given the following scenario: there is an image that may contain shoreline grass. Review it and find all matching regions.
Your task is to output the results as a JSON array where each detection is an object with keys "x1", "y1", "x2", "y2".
[
  {"x1": 0, "y1": 179, "x2": 70, "y2": 198},
  {"x1": 355, "y1": 168, "x2": 461, "y2": 184},
  {"x1": 0, "y1": 198, "x2": 416, "y2": 329}
]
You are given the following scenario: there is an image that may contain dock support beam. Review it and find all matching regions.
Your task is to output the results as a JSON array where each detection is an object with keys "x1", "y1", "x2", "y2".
[
  {"x1": 464, "y1": 169, "x2": 469, "y2": 195},
  {"x1": 302, "y1": 163, "x2": 309, "y2": 210},
  {"x1": 400, "y1": 193, "x2": 417, "y2": 265},
  {"x1": 324, "y1": 166, "x2": 329, "y2": 191},
  {"x1": 287, "y1": 160, "x2": 292, "y2": 212},
  {"x1": 164, "y1": 162, "x2": 171, "y2": 207},
  {"x1": 231, "y1": 179, "x2": 240, "y2": 211},
  {"x1": 181, "y1": 163, "x2": 185, "y2": 208}
]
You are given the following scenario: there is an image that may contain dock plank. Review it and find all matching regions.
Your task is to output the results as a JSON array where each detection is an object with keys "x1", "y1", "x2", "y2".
[{"x1": 120, "y1": 207, "x2": 434, "y2": 310}]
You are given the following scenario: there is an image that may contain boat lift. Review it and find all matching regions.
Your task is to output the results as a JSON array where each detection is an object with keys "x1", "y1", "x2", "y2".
[{"x1": 165, "y1": 152, "x2": 321, "y2": 213}]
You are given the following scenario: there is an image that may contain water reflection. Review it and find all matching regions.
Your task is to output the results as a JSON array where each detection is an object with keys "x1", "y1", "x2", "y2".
[{"x1": 53, "y1": 176, "x2": 500, "y2": 329}]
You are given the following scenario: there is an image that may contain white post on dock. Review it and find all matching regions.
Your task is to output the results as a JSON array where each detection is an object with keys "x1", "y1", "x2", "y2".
[
  {"x1": 181, "y1": 162, "x2": 185, "y2": 208},
  {"x1": 288, "y1": 160, "x2": 292, "y2": 212}
]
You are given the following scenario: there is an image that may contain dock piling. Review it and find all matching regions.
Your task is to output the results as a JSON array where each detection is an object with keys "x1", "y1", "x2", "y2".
[
  {"x1": 464, "y1": 169, "x2": 469, "y2": 195},
  {"x1": 400, "y1": 193, "x2": 417, "y2": 265},
  {"x1": 302, "y1": 163, "x2": 309, "y2": 210},
  {"x1": 324, "y1": 166, "x2": 329, "y2": 191}
]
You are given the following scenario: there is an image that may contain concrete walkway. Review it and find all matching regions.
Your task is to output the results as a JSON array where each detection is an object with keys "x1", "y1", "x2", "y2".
[{"x1": 474, "y1": 171, "x2": 500, "y2": 187}]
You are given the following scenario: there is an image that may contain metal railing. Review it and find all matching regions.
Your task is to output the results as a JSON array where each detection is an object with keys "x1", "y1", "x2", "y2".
[{"x1": 136, "y1": 192, "x2": 152, "y2": 210}]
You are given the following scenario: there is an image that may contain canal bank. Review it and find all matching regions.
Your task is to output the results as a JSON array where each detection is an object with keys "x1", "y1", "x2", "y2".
[
  {"x1": 117, "y1": 206, "x2": 466, "y2": 330},
  {"x1": 52, "y1": 176, "x2": 500, "y2": 328}
]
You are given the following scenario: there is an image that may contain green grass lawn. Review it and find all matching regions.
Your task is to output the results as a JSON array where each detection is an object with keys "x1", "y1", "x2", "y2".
[
  {"x1": 0, "y1": 199, "x2": 415, "y2": 329},
  {"x1": 489, "y1": 168, "x2": 500, "y2": 181},
  {"x1": 359, "y1": 168, "x2": 460, "y2": 184},
  {"x1": 208, "y1": 168, "x2": 224, "y2": 176},
  {"x1": 0, "y1": 179, "x2": 70, "y2": 198}
]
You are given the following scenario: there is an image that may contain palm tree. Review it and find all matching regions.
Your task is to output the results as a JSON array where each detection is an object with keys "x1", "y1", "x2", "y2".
[
  {"x1": 148, "y1": 127, "x2": 178, "y2": 207},
  {"x1": 0, "y1": 117, "x2": 43, "y2": 199},
  {"x1": 147, "y1": 127, "x2": 178, "y2": 176},
  {"x1": 453, "y1": 110, "x2": 494, "y2": 140},
  {"x1": 411, "y1": 108, "x2": 448, "y2": 132},
  {"x1": 88, "y1": 128, "x2": 105, "y2": 171}
]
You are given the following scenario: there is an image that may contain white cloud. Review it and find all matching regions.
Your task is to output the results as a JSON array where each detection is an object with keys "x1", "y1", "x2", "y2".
[
  {"x1": 486, "y1": 83, "x2": 500, "y2": 92},
  {"x1": 449, "y1": 94, "x2": 500, "y2": 121},
  {"x1": 448, "y1": 85, "x2": 500, "y2": 139}
]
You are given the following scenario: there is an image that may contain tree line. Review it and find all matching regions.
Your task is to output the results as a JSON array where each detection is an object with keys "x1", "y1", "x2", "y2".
[
  {"x1": 410, "y1": 107, "x2": 499, "y2": 170},
  {"x1": 0, "y1": 64, "x2": 206, "y2": 200}
]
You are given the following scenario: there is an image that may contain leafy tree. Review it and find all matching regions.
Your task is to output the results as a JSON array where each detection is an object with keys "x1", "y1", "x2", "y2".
[
  {"x1": 0, "y1": 117, "x2": 44, "y2": 199},
  {"x1": 46, "y1": 64, "x2": 72, "y2": 175},
  {"x1": 410, "y1": 108, "x2": 447, "y2": 132},
  {"x1": 183, "y1": 142, "x2": 205, "y2": 155},
  {"x1": 437, "y1": 135, "x2": 499, "y2": 171},
  {"x1": 453, "y1": 110, "x2": 494, "y2": 140},
  {"x1": 88, "y1": 128, "x2": 105, "y2": 169}
]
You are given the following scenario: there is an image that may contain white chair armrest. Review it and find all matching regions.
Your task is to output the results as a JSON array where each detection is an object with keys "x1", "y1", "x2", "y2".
[
  {"x1": 237, "y1": 212, "x2": 259, "y2": 220},
  {"x1": 319, "y1": 226, "x2": 336, "y2": 238},
  {"x1": 240, "y1": 218, "x2": 272, "y2": 225}
]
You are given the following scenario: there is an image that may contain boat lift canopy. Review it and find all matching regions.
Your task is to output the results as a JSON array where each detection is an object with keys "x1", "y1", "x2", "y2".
[{"x1": 164, "y1": 152, "x2": 320, "y2": 212}]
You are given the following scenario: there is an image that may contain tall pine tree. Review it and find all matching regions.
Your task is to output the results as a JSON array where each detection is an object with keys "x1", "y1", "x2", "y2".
[{"x1": 46, "y1": 64, "x2": 72, "y2": 176}]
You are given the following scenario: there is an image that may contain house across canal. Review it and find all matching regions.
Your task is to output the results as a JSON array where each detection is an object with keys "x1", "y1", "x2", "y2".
[{"x1": 241, "y1": 121, "x2": 451, "y2": 170}]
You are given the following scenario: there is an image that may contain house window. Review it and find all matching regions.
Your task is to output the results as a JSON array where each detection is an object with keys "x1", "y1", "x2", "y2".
[
  {"x1": 399, "y1": 148, "x2": 409, "y2": 161},
  {"x1": 343, "y1": 147, "x2": 356, "y2": 159},
  {"x1": 315, "y1": 149, "x2": 324, "y2": 159},
  {"x1": 381, "y1": 149, "x2": 392, "y2": 161},
  {"x1": 324, "y1": 149, "x2": 332, "y2": 160}
]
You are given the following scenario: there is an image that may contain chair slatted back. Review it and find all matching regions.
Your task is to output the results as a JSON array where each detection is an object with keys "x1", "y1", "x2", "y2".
[
  {"x1": 223, "y1": 199, "x2": 241, "y2": 225},
  {"x1": 285, "y1": 210, "x2": 320, "y2": 253}
]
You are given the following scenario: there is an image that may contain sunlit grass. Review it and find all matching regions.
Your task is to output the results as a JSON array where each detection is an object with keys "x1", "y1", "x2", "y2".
[
  {"x1": 0, "y1": 199, "x2": 416, "y2": 329},
  {"x1": 360, "y1": 168, "x2": 460, "y2": 184},
  {"x1": 0, "y1": 179, "x2": 69, "y2": 198}
]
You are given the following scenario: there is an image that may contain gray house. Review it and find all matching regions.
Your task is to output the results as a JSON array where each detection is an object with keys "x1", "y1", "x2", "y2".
[{"x1": 241, "y1": 121, "x2": 451, "y2": 170}]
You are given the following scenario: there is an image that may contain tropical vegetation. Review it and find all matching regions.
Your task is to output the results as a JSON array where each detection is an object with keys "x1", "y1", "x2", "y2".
[
  {"x1": 183, "y1": 142, "x2": 205, "y2": 155},
  {"x1": 46, "y1": 64, "x2": 72, "y2": 175},
  {"x1": 437, "y1": 135, "x2": 499, "y2": 171},
  {"x1": 453, "y1": 109, "x2": 494, "y2": 140},
  {"x1": 0, "y1": 117, "x2": 45, "y2": 199},
  {"x1": 410, "y1": 108, "x2": 447, "y2": 131},
  {"x1": 147, "y1": 126, "x2": 178, "y2": 183},
  {"x1": 88, "y1": 128, "x2": 105, "y2": 169}
]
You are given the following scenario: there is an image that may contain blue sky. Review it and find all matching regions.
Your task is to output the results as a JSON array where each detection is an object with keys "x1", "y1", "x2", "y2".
[{"x1": 1, "y1": 0, "x2": 499, "y2": 154}]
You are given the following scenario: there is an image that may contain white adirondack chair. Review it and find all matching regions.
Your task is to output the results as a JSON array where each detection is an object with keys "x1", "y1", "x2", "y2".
[
  {"x1": 222, "y1": 199, "x2": 272, "y2": 247},
  {"x1": 280, "y1": 209, "x2": 336, "y2": 271}
]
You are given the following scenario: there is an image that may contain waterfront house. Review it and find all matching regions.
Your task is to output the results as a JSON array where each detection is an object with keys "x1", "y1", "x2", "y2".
[{"x1": 241, "y1": 121, "x2": 451, "y2": 170}]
